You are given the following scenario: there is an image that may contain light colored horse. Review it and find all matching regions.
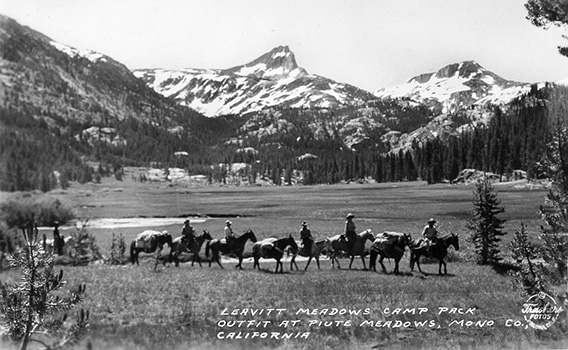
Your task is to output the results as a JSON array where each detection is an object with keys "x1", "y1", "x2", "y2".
[
  {"x1": 289, "y1": 239, "x2": 327, "y2": 271},
  {"x1": 44, "y1": 235, "x2": 74, "y2": 256},
  {"x1": 252, "y1": 235, "x2": 298, "y2": 273},
  {"x1": 325, "y1": 229, "x2": 375, "y2": 269},
  {"x1": 369, "y1": 232, "x2": 411, "y2": 274},
  {"x1": 170, "y1": 230, "x2": 212, "y2": 267}
]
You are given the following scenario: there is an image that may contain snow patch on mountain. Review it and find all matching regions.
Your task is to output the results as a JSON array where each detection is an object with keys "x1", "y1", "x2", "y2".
[
  {"x1": 374, "y1": 61, "x2": 529, "y2": 113},
  {"x1": 50, "y1": 41, "x2": 107, "y2": 63},
  {"x1": 133, "y1": 46, "x2": 376, "y2": 117}
]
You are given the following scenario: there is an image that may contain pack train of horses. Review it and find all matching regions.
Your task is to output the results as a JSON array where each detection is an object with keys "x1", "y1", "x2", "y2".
[{"x1": 126, "y1": 227, "x2": 460, "y2": 275}]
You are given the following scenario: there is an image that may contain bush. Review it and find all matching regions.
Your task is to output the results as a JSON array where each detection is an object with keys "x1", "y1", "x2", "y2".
[
  {"x1": 106, "y1": 233, "x2": 128, "y2": 265},
  {"x1": 0, "y1": 195, "x2": 75, "y2": 229}
]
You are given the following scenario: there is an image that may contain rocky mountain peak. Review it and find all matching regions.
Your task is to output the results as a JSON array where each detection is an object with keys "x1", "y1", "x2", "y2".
[{"x1": 226, "y1": 45, "x2": 307, "y2": 79}]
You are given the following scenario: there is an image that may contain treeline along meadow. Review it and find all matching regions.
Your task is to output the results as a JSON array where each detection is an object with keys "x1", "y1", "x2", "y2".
[{"x1": 1, "y1": 84, "x2": 567, "y2": 191}]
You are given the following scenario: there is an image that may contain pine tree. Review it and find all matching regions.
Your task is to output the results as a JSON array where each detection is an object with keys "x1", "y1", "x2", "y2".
[
  {"x1": 0, "y1": 223, "x2": 89, "y2": 350},
  {"x1": 537, "y1": 123, "x2": 568, "y2": 284},
  {"x1": 467, "y1": 177, "x2": 507, "y2": 264}
]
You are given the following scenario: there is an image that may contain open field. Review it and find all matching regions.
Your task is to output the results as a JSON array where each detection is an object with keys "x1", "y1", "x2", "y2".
[{"x1": 1, "y1": 174, "x2": 566, "y2": 350}]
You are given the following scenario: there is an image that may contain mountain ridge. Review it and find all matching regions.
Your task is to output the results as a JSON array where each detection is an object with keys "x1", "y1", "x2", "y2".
[{"x1": 133, "y1": 45, "x2": 376, "y2": 117}]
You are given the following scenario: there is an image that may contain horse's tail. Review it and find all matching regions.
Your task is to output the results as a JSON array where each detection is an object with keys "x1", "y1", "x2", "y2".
[
  {"x1": 205, "y1": 240, "x2": 211, "y2": 258},
  {"x1": 129, "y1": 240, "x2": 136, "y2": 264}
]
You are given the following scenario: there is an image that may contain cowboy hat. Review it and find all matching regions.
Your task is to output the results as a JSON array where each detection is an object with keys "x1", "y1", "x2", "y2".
[
  {"x1": 346, "y1": 213, "x2": 354, "y2": 219},
  {"x1": 427, "y1": 218, "x2": 436, "y2": 224},
  {"x1": 226, "y1": 220, "x2": 232, "y2": 225},
  {"x1": 301, "y1": 222, "x2": 308, "y2": 226}
]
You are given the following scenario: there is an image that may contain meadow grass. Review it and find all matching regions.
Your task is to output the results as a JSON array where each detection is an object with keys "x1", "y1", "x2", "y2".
[{"x1": 1, "y1": 177, "x2": 566, "y2": 349}]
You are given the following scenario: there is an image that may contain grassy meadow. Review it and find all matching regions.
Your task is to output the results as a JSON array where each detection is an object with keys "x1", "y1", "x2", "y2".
[{"x1": 1, "y1": 172, "x2": 567, "y2": 350}]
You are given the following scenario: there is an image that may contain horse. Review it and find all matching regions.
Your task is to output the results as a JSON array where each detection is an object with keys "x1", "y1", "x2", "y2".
[
  {"x1": 44, "y1": 235, "x2": 74, "y2": 256},
  {"x1": 252, "y1": 235, "x2": 298, "y2": 273},
  {"x1": 325, "y1": 229, "x2": 375, "y2": 269},
  {"x1": 369, "y1": 232, "x2": 412, "y2": 274},
  {"x1": 130, "y1": 230, "x2": 173, "y2": 266},
  {"x1": 170, "y1": 230, "x2": 212, "y2": 267},
  {"x1": 409, "y1": 233, "x2": 460, "y2": 275},
  {"x1": 289, "y1": 239, "x2": 327, "y2": 271},
  {"x1": 205, "y1": 229, "x2": 257, "y2": 269}
]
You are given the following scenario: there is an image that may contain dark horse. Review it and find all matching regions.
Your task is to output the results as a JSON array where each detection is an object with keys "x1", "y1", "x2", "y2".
[
  {"x1": 289, "y1": 239, "x2": 327, "y2": 271},
  {"x1": 325, "y1": 229, "x2": 375, "y2": 270},
  {"x1": 130, "y1": 230, "x2": 173, "y2": 266},
  {"x1": 369, "y1": 232, "x2": 411, "y2": 274},
  {"x1": 409, "y1": 233, "x2": 460, "y2": 275},
  {"x1": 205, "y1": 229, "x2": 257, "y2": 269},
  {"x1": 170, "y1": 230, "x2": 212, "y2": 267},
  {"x1": 252, "y1": 235, "x2": 298, "y2": 273}
]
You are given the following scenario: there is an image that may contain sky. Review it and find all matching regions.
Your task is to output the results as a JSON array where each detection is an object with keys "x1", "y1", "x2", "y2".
[{"x1": 1, "y1": 0, "x2": 568, "y2": 91}]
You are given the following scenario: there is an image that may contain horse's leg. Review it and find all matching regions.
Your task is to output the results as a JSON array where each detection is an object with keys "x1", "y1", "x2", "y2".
[
  {"x1": 304, "y1": 257, "x2": 312, "y2": 271},
  {"x1": 215, "y1": 251, "x2": 224, "y2": 269},
  {"x1": 237, "y1": 255, "x2": 244, "y2": 270},
  {"x1": 379, "y1": 256, "x2": 387, "y2": 274},
  {"x1": 361, "y1": 255, "x2": 367, "y2": 271},
  {"x1": 349, "y1": 255, "x2": 355, "y2": 269},
  {"x1": 415, "y1": 254, "x2": 423, "y2": 273},
  {"x1": 394, "y1": 258, "x2": 400, "y2": 275},
  {"x1": 316, "y1": 257, "x2": 320, "y2": 270}
]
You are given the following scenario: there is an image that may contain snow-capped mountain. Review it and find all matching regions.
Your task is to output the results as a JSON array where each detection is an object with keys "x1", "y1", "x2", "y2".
[
  {"x1": 133, "y1": 46, "x2": 377, "y2": 117},
  {"x1": 0, "y1": 14, "x2": 203, "y2": 126},
  {"x1": 374, "y1": 61, "x2": 531, "y2": 113}
]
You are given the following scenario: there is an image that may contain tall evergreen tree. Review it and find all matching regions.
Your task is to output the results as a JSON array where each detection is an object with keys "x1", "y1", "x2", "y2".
[{"x1": 467, "y1": 177, "x2": 507, "y2": 264}]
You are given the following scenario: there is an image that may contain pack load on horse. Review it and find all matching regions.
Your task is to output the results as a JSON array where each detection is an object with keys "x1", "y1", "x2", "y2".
[
  {"x1": 369, "y1": 231, "x2": 411, "y2": 274},
  {"x1": 130, "y1": 230, "x2": 173, "y2": 266},
  {"x1": 170, "y1": 229, "x2": 212, "y2": 267},
  {"x1": 325, "y1": 229, "x2": 375, "y2": 270},
  {"x1": 252, "y1": 235, "x2": 298, "y2": 273},
  {"x1": 205, "y1": 229, "x2": 257, "y2": 269},
  {"x1": 409, "y1": 233, "x2": 460, "y2": 275}
]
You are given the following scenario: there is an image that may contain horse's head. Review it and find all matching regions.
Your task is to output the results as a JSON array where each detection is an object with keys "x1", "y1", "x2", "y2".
[
  {"x1": 164, "y1": 232, "x2": 174, "y2": 247},
  {"x1": 245, "y1": 229, "x2": 258, "y2": 243},
  {"x1": 402, "y1": 233, "x2": 412, "y2": 248},
  {"x1": 288, "y1": 234, "x2": 298, "y2": 252},
  {"x1": 449, "y1": 233, "x2": 459, "y2": 251},
  {"x1": 362, "y1": 229, "x2": 375, "y2": 242},
  {"x1": 202, "y1": 230, "x2": 213, "y2": 241}
]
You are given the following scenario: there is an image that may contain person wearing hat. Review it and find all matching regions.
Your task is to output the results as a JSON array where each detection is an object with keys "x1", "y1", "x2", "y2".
[
  {"x1": 181, "y1": 220, "x2": 196, "y2": 246},
  {"x1": 344, "y1": 213, "x2": 357, "y2": 253},
  {"x1": 299, "y1": 221, "x2": 313, "y2": 254},
  {"x1": 422, "y1": 218, "x2": 439, "y2": 254},
  {"x1": 224, "y1": 220, "x2": 235, "y2": 249},
  {"x1": 53, "y1": 221, "x2": 63, "y2": 255}
]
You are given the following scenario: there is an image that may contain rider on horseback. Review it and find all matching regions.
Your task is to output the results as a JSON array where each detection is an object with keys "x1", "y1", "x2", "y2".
[
  {"x1": 181, "y1": 220, "x2": 196, "y2": 246},
  {"x1": 422, "y1": 218, "x2": 438, "y2": 255},
  {"x1": 344, "y1": 213, "x2": 357, "y2": 253},
  {"x1": 299, "y1": 222, "x2": 313, "y2": 254},
  {"x1": 225, "y1": 220, "x2": 236, "y2": 250}
]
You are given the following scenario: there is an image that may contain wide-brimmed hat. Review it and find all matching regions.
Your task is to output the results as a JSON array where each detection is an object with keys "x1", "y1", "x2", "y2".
[
  {"x1": 226, "y1": 220, "x2": 232, "y2": 225},
  {"x1": 427, "y1": 218, "x2": 436, "y2": 224},
  {"x1": 301, "y1": 222, "x2": 308, "y2": 226},
  {"x1": 184, "y1": 220, "x2": 190, "y2": 224},
  {"x1": 346, "y1": 213, "x2": 354, "y2": 219}
]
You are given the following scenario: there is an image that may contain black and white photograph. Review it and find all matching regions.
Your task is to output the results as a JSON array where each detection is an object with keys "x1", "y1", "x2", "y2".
[{"x1": 0, "y1": 0, "x2": 567, "y2": 349}]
